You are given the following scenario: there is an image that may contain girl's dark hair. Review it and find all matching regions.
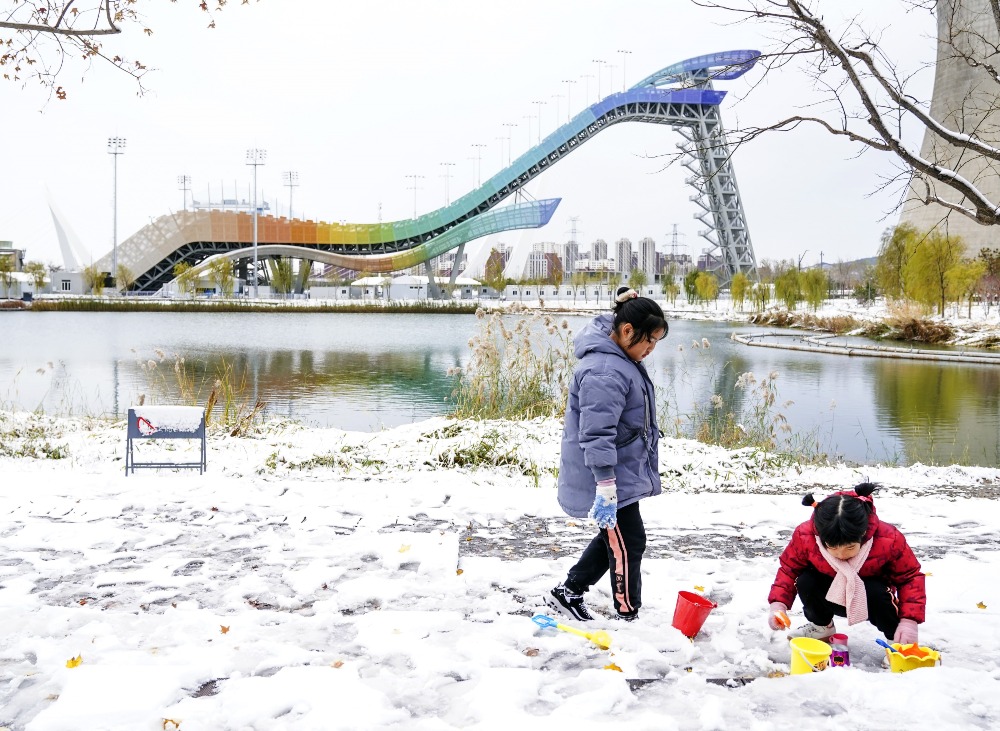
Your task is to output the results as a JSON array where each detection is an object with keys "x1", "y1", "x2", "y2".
[
  {"x1": 611, "y1": 287, "x2": 668, "y2": 347},
  {"x1": 806, "y1": 483, "x2": 878, "y2": 547}
]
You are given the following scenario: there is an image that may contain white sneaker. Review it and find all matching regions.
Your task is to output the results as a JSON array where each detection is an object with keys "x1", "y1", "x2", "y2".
[{"x1": 786, "y1": 621, "x2": 836, "y2": 641}]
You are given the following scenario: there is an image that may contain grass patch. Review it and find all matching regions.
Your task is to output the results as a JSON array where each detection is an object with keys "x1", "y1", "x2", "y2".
[{"x1": 0, "y1": 413, "x2": 68, "y2": 459}]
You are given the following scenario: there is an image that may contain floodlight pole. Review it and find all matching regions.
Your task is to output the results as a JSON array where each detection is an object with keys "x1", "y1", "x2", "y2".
[
  {"x1": 178, "y1": 174, "x2": 191, "y2": 212},
  {"x1": 107, "y1": 137, "x2": 127, "y2": 286},
  {"x1": 282, "y1": 170, "x2": 299, "y2": 219},
  {"x1": 246, "y1": 148, "x2": 267, "y2": 298}
]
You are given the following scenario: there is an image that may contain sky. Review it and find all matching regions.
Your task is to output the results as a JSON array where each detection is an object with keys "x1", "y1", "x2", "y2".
[
  {"x1": 1, "y1": 411, "x2": 999, "y2": 729},
  {"x1": 0, "y1": 0, "x2": 940, "y2": 271}
]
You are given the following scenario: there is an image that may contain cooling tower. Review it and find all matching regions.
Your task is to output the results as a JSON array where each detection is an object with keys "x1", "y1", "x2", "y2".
[{"x1": 898, "y1": 0, "x2": 1000, "y2": 253}]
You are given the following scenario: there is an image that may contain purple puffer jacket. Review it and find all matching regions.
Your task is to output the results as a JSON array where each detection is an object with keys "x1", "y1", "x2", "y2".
[{"x1": 557, "y1": 314, "x2": 661, "y2": 518}]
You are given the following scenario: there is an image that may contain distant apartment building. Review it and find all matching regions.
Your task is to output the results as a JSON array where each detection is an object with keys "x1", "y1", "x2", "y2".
[
  {"x1": 614, "y1": 238, "x2": 633, "y2": 276},
  {"x1": 563, "y1": 241, "x2": 579, "y2": 276},
  {"x1": 637, "y1": 237, "x2": 657, "y2": 281},
  {"x1": 590, "y1": 239, "x2": 608, "y2": 261}
]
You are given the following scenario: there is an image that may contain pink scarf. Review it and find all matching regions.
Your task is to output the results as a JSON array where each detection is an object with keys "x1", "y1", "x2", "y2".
[{"x1": 816, "y1": 537, "x2": 873, "y2": 625}]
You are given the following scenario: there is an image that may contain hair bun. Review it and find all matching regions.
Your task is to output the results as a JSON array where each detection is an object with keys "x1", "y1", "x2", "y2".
[
  {"x1": 615, "y1": 288, "x2": 639, "y2": 303},
  {"x1": 801, "y1": 493, "x2": 817, "y2": 508},
  {"x1": 854, "y1": 482, "x2": 878, "y2": 497}
]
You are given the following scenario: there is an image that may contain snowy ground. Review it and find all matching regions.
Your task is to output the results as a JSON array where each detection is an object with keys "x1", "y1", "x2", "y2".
[{"x1": 2, "y1": 412, "x2": 999, "y2": 730}]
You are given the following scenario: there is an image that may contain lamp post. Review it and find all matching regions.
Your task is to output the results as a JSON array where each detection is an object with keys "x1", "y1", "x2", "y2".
[
  {"x1": 532, "y1": 100, "x2": 546, "y2": 144},
  {"x1": 405, "y1": 173, "x2": 425, "y2": 218},
  {"x1": 470, "y1": 143, "x2": 486, "y2": 187},
  {"x1": 522, "y1": 114, "x2": 533, "y2": 149},
  {"x1": 177, "y1": 174, "x2": 191, "y2": 212},
  {"x1": 502, "y1": 122, "x2": 517, "y2": 166},
  {"x1": 617, "y1": 49, "x2": 632, "y2": 91},
  {"x1": 561, "y1": 79, "x2": 576, "y2": 121},
  {"x1": 246, "y1": 148, "x2": 267, "y2": 299},
  {"x1": 591, "y1": 60, "x2": 606, "y2": 100},
  {"x1": 439, "y1": 162, "x2": 455, "y2": 205},
  {"x1": 282, "y1": 171, "x2": 299, "y2": 219},
  {"x1": 107, "y1": 137, "x2": 126, "y2": 285}
]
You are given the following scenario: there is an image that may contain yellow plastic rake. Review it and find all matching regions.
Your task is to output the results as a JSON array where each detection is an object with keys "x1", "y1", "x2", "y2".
[{"x1": 532, "y1": 614, "x2": 612, "y2": 650}]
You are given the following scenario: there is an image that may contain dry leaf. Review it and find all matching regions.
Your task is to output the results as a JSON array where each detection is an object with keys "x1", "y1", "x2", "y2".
[
  {"x1": 977, "y1": 601, "x2": 987, "y2": 609},
  {"x1": 923, "y1": 571, "x2": 933, "y2": 576},
  {"x1": 524, "y1": 647, "x2": 539, "y2": 657},
  {"x1": 65, "y1": 655, "x2": 83, "y2": 669},
  {"x1": 603, "y1": 662, "x2": 623, "y2": 672},
  {"x1": 455, "y1": 568, "x2": 464, "y2": 575},
  {"x1": 694, "y1": 585, "x2": 705, "y2": 592},
  {"x1": 163, "y1": 720, "x2": 181, "y2": 730},
  {"x1": 220, "y1": 626, "x2": 230, "y2": 634},
  {"x1": 398, "y1": 544, "x2": 411, "y2": 553},
  {"x1": 77, "y1": 599, "x2": 87, "y2": 606},
  {"x1": 332, "y1": 660, "x2": 344, "y2": 668},
  {"x1": 465, "y1": 537, "x2": 473, "y2": 542}
]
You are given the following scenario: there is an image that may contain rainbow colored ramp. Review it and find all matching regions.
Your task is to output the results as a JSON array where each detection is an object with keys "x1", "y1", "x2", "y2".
[{"x1": 96, "y1": 50, "x2": 760, "y2": 292}]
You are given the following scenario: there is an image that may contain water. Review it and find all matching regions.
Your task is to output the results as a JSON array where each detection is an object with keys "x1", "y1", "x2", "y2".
[{"x1": 2, "y1": 310, "x2": 999, "y2": 466}]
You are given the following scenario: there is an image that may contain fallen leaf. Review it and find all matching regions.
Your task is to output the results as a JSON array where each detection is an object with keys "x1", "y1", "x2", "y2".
[
  {"x1": 465, "y1": 537, "x2": 473, "y2": 542},
  {"x1": 210, "y1": 506, "x2": 219, "y2": 512},
  {"x1": 220, "y1": 626, "x2": 230, "y2": 634},
  {"x1": 604, "y1": 662, "x2": 623, "y2": 672},
  {"x1": 65, "y1": 655, "x2": 83, "y2": 669},
  {"x1": 398, "y1": 544, "x2": 411, "y2": 553},
  {"x1": 332, "y1": 660, "x2": 344, "y2": 668},
  {"x1": 977, "y1": 601, "x2": 987, "y2": 609},
  {"x1": 77, "y1": 599, "x2": 87, "y2": 606},
  {"x1": 524, "y1": 647, "x2": 539, "y2": 657},
  {"x1": 694, "y1": 585, "x2": 705, "y2": 592},
  {"x1": 455, "y1": 568, "x2": 464, "y2": 575},
  {"x1": 923, "y1": 571, "x2": 933, "y2": 576},
  {"x1": 163, "y1": 720, "x2": 181, "y2": 730}
]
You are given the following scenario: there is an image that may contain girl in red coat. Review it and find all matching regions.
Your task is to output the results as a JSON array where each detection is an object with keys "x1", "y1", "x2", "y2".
[{"x1": 766, "y1": 483, "x2": 926, "y2": 645}]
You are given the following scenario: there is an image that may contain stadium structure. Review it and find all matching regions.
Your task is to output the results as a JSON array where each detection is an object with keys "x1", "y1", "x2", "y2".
[{"x1": 86, "y1": 50, "x2": 761, "y2": 293}]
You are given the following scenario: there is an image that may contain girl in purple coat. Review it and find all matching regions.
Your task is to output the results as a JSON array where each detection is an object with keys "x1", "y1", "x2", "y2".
[{"x1": 547, "y1": 287, "x2": 668, "y2": 622}]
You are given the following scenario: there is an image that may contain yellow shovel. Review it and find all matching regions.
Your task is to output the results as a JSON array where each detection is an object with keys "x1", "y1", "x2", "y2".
[{"x1": 532, "y1": 614, "x2": 612, "y2": 650}]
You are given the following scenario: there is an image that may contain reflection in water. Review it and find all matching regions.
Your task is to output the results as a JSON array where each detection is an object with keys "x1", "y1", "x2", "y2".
[
  {"x1": 120, "y1": 348, "x2": 463, "y2": 431},
  {"x1": 2, "y1": 311, "x2": 1000, "y2": 465},
  {"x1": 872, "y1": 360, "x2": 1000, "y2": 465}
]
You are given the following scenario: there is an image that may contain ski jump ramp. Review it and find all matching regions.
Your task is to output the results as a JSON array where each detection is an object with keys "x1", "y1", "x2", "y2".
[{"x1": 92, "y1": 50, "x2": 760, "y2": 293}]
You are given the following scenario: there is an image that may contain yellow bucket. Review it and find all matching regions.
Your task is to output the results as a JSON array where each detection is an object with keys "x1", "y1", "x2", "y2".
[
  {"x1": 789, "y1": 637, "x2": 833, "y2": 674},
  {"x1": 886, "y1": 644, "x2": 941, "y2": 673}
]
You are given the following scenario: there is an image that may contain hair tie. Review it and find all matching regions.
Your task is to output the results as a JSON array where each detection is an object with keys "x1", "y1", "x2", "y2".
[{"x1": 615, "y1": 289, "x2": 639, "y2": 303}]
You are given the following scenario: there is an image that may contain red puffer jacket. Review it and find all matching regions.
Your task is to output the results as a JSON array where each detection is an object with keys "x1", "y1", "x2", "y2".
[{"x1": 767, "y1": 501, "x2": 926, "y2": 623}]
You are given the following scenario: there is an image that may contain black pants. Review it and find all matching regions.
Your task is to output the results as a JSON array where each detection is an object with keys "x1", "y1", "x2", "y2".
[
  {"x1": 564, "y1": 501, "x2": 645, "y2": 617},
  {"x1": 796, "y1": 567, "x2": 900, "y2": 639}
]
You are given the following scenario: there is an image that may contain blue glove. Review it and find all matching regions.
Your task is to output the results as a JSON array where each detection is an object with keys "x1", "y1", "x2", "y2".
[{"x1": 588, "y1": 480, "x2": 618, "y2": 529}]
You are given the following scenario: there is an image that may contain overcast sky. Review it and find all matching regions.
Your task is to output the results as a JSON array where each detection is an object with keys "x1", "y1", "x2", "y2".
[{"x1": 0, "y1": 0, "x2": 937, "y2": 270}]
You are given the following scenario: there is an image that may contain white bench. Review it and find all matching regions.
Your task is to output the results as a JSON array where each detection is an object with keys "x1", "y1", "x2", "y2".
[{"x1": 125, "y1": 405, "x2": 207, "y2": 475}]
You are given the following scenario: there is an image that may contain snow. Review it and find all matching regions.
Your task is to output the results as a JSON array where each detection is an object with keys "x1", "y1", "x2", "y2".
[
  {"x1": 129, "y1": 406, "x2": 205, "y2": 434},
  {"x1": 1, "y1": 411, "x2": 999, "y2": 730}
]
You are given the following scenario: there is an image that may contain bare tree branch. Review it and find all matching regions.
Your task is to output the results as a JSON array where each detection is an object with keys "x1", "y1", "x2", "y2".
[
  {"x1": 0, "y1": 1, "x2": 251, "y2": 98},
  {"x1": 700, "y1": 0, "x2": 1000, "y2": 231}
]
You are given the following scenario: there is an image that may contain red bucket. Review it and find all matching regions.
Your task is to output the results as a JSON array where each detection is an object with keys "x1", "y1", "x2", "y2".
[{"x1": 671, "y1": 590, "x2": 717, "y2": 638}]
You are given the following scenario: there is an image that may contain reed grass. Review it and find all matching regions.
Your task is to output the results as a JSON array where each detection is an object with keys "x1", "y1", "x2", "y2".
[
  {"x1": 448, "y1": 306, "x2": 576, "y2": 421},
  {"x1": 138, "y1": 351, "x2": 266, "y2": 437}
]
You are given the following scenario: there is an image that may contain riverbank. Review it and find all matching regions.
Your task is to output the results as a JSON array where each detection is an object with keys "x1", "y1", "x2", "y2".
[
  {"x1": 10, "y1": 293, "x2": 1000, "y2": 349},
  {"x1": 1, "y1": 411, "x2": 999, "y2": 729}
]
